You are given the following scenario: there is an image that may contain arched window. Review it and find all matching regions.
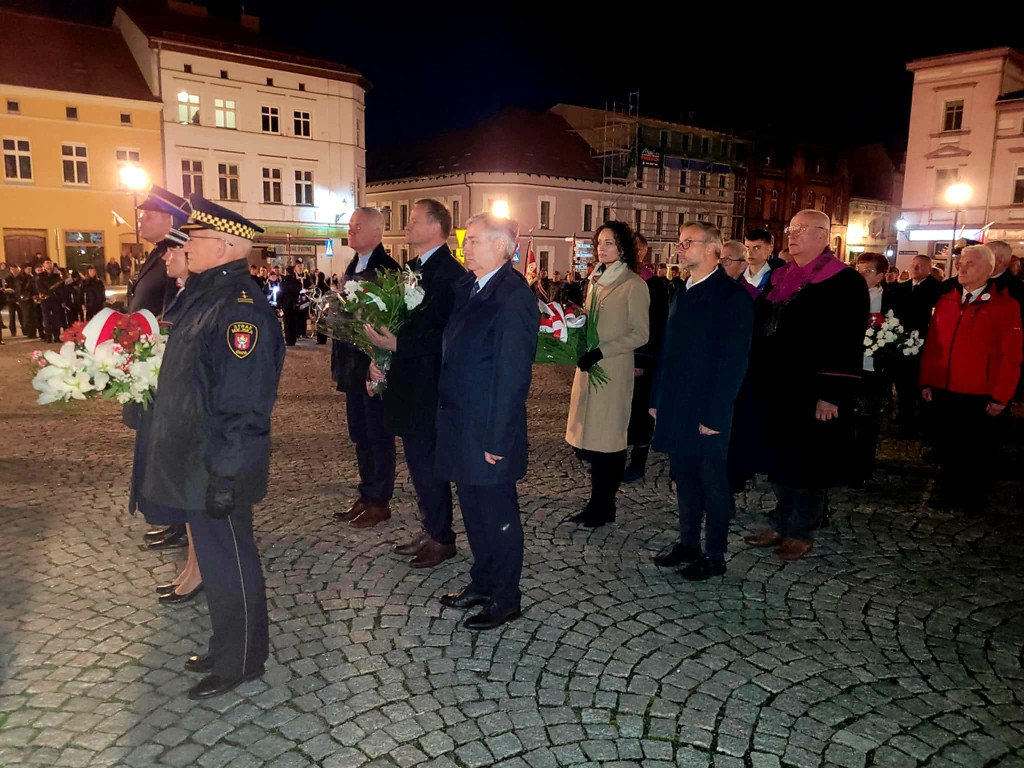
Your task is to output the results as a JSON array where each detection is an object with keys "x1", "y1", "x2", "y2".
[
  {"x1": 770, "y1": 189, "x2": 779, "y2": 218},
  {"x1": 755, "y1": 187, "x2": 765, "y2": 218}
]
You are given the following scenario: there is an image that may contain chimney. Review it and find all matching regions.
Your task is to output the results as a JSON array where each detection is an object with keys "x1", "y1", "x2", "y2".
[
  {"x1": 167, "y1": 0, "x2": 208, "y2": 19},
  {"x1": 240, "y1": 12, "x2": 259, "y2": 33}
]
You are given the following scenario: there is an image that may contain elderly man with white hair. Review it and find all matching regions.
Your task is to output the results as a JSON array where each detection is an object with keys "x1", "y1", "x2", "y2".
[
  {"x1": 744, "y1": 209, "x2": 868, "y2": 561},
  {"x1": 920, "y1": 244, "x2": 1023, "y2": 515}
]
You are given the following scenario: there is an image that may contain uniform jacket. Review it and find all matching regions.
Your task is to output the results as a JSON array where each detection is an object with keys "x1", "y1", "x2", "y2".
[
  {"x1": 651, "y1": 268, "x2": 753, "y2": 457},
  {"x1": 333, "y1": 243, "x2": 401, "y2": 393},
  {"x1": 435, "y1": 262, "x2": 537, "y2": 485},
  {"x1": 82, "y1": 276, "x2": 105, "y2": 312},
  {"x1": 34, "y1": 269, "x2": 62, "y2": 304},
  {"x1": 139, "y1": 259, "x2": 284, "y2": 511},
  {"x1": 381, "y1": 244, "x2": 465, "y2": 435},
  {"x1": 128, "y1": 246, "x2": 178, "y2": 315},
  {"x1": 919, "y1": 281, "x2": 1023, "y2": 404},
  {"x1": 565, "y1": 263, "x2": 650, "y2": 453},
  {"x1": 892, "y1": 275, "x2": 943, "y2": 336}
]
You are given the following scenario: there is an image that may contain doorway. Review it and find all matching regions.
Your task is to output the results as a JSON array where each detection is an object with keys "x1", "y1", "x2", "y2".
[{"x1": 3, "y1": 229, "x2": 48, "y2": 267}]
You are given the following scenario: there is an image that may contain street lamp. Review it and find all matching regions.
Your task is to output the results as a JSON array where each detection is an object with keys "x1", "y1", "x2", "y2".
[
  {"x1": 491, "y1": 200, "x2": 510, "y2": 219},
  {"x1": 119, "y1": 164, "x2": 149, "y2": 247},
  {"x1": 944, "y1": 182, "x2": 971, "y2": 277},
  {"x1": 893, "y1": 218, "x2": 908, "y2": 266}
]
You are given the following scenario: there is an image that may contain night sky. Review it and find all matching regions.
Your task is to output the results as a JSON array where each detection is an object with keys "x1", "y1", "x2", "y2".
[{"x1": 6, "y1": 0, "x2": 1021, "y2": 154}]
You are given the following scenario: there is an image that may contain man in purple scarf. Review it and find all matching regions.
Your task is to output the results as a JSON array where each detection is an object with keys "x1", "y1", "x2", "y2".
[{"x1": 743, "y1": 210, "x2": 868, "y2": 561}]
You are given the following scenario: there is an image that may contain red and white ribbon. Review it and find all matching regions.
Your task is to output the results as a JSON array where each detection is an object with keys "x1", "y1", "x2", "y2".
[{"x1": 81, "y1": 308, "x2": 160, "y2": 353}]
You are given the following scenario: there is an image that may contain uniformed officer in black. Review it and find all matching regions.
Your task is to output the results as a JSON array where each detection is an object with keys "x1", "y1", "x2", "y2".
[{"x1": 138, "y1": 196, "x2": 284, "y2": 699}]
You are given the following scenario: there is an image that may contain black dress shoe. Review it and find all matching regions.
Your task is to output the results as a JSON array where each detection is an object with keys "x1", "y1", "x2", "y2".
[
  {"x1": 582, "y1": 509, "x2": 614, "y2": 528},
  {"x1": 184, "y1": 653, "x2": 214, "y2": 674},
  {"x1": 155, "y1": 583, "x2": 178, "y2": 595},
  {"x1": 147, "y1": 529, "x2": 187, "y2": 550},
  {"x1": 187, "y1": 667, "x2": 265, "y2": 700},
  {"x1": 567, "y1": 508, "x2": 591, "y2": 524},
  {"x1": 159, "y1": 584, "x2": 203, "y2": 604},
  {"x1": 652, "y1": 543, "x2": 702, "y2": 568},
  {"x1": 679, "y1": 556, "x2": 726, "y2": 582},
  {"x1": 144, "y1": 526, "x2": 173, "y2": 541},
  {"x1": 464, "y1": 602, "x2": 521, "y2": 631},
  {"x1": 439, "y1": 588, "x2": 490, "y2": 610}
]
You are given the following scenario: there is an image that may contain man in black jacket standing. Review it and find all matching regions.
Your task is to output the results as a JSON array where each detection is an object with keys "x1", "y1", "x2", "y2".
[
  {"x1": 82, "y1": 266, "x2": 105, "y2": 320},
  {"x1": 366, "y1": 200, "x2": 465, "y2": 567},
  {"x1": 129, "y1": 185, "x2": 189, "y2": 316},
  {"x1": 649, "y1": 223, "x2": 753, "y2": 580},
  {"x1": 34, "y1": 260, "x2": 64, "y2": 342},
  {"x1": 332, "y1": 207, "x2": 401, "y2": 528},
  {"x1": 140, "y1": 196, "x2": 283, "y2": 699},
  {"x1": 891, "y1": 253, "x2": 942, "y2": 434}
]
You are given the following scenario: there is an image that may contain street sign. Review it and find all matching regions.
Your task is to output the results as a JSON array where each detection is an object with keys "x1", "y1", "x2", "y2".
[
  {"x1": 455, "y1": 228, "x2": 466, "y2": 248},
  {"x1": 325, "y1": 239, "x2": 334, "y2": 258}
]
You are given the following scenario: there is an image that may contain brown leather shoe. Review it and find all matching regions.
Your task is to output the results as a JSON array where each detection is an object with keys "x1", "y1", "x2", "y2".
[
  {"x1": 394, "y1": 530, "x2": 431, "y2": 556},
  {"x1": 349, "y1": 502, "x2": 391, "y2": 529},
  {"x1": 410, "y1": 538, "x2": 456, "y2": 568},
  {"x1": 744, "y1": 528, "x2": 783, "y2": 547},
  {"x1": 774, "y1": 538, "x2": 813, "y2": 561},
  {"x1": 334, "y1": 497, "x2": 368, "y2": 522}
]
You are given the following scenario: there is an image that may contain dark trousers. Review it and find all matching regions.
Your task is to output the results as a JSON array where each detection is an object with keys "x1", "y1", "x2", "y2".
[
  {"x1": 626, "y1": 369, "x2": 655, "y2": 447},
  {"x1": 580, "y1": 448, "x2": 627, "y2": 515},
  {"x1": 456, "y1": 481, "x2": 523, "y2": 610},
  {"x1": 850, "y1": 370, "x2": 888, "y2": 484},
  {"x1": 187, "y1": 506, "x2": 268, "y2": 679},
  {"x1": 6, "y1": 298, "x2": 20, "y2": 334},
  {"x1": 931, "y1": 389, "x2": 996, "y2": 512},
  {"x1": 346, "y1": 388, "x2": 395, "y2": 505},
  {"x1": 85, "y1": 304, "x2": 102, "y2": 321},
  {"x1": 283, "y1": 309, "x2": 300, "y2": 345},
  {"x1": 771, "y1": 483, "x2": 826, "y2": 543},
  {"x1": 894, "y1": 357, "x2": 923, "y2": 431},
  {"x1": 19, "y1": 299, "x2": 36, "y2": 337},
  {"x1": 402, "y1": 430, "x2": 454, "y2": 545},
  {"x1": 670, "y1": 453, "x2": 732, "y2": 560},
  {"x1": 41, "y1": 300, "x2": 61, "y2": 342}
]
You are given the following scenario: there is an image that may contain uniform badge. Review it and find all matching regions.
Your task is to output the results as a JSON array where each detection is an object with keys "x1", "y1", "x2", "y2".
[
  {"x1": 237, "y1": 290, "x2": 254, "y2": 304},
  {"x1": 227, "y1": 321, "x2": 258, "y2": 359}
]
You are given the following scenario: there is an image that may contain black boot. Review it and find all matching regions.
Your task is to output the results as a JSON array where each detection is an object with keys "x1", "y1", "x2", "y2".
[{"x1": 622, "y1": 446, "x2": 649, "y2": 483}]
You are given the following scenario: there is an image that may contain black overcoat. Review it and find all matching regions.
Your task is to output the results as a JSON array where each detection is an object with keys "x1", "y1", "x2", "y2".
[
  {"x1": 128, "y1": 246, "x2": 179, "y2": 315},
  {"x1": 435, "y1": 262, "x2": 537, "y2": 485}
]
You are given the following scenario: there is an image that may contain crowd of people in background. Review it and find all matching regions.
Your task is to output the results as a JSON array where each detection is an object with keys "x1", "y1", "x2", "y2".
[{"x1": 0, "y1": 257, "x2": 106, "y2": 344}]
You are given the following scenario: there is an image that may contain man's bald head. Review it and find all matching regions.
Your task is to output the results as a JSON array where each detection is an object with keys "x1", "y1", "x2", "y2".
[
  {"x1": 787, "y1": 208, "x2": 831, "y2": 265},
  {"x1": 348, "y1": 207, "x2": 385, "y2": 255},
  {"x1": 989, "y1": 240, "x2": 1012, "y2": 275}
]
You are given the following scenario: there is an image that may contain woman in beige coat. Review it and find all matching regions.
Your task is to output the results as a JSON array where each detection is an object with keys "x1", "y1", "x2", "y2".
[{"x1": 565, "y1": 221, "x2": 650, "y2": 527}]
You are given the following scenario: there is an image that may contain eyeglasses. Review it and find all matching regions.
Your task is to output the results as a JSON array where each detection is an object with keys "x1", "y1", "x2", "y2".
[
  {"x1": 720, "y1": 257, "x2": 747, "y2": 263},
  {"x1": 783, "y1": 224, "x2": 827, "y2": 236},
  {"x1": 675, "y1": 239, "x2": 710, "y2": 250}
]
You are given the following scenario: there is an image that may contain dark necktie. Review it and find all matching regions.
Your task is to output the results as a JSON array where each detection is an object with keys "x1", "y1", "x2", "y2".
[{"x1": 471, "y1": 282, "x2": 481, "y2": 297}]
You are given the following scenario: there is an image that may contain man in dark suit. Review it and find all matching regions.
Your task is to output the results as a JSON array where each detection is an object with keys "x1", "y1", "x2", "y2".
[
  {"x1": 332, "y1": 207, "x2": 401, "y2": 528},
  {"x1": 34, "y1": 260, "x2": 64, "y2": 343},
  {"x1": 435, "y1": 213, "x2": 537, "y2": 630},
  {"x1": 129, "y1": 185, "x2": 190, "y2": 316},
  {"x1": 891, "y1": 254, "x2": 943, "y2": 433},
  {"x1": 365, "y1": 200, "x2": 465, "y2": 567},
  {"x1": 649, "y1": 223, "x2": 753, "y2": 581}
]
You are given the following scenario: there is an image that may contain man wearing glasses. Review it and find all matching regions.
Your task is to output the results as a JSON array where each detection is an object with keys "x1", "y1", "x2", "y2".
[
  {"x1": 720, "y1": 240, "x2": 760, "y2": 299},
  {"x1": 743, "y1": 210, "x2": 868, "y2": 561}
]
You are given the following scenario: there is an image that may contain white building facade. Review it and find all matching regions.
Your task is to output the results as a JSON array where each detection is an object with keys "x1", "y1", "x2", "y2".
[
  {"x1": 114, "y1": 4, "x2": 368, "y2": 272},
  {"x1": 899, "y1": 47, "x2": 1024, "y2": 272}
]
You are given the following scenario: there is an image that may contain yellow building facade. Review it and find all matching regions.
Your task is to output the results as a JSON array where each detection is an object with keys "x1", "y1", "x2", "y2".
[{"x1": 0, "y1": 87, "x2": 163, "y2": 273}]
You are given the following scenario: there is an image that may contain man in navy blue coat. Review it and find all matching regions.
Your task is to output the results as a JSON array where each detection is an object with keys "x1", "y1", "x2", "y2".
[
  {"x1": 650, "y1": 222, "x2": 754, "y2": 581},
  {"x1": 434, "y1": 213, "x2": 537, "y2": 630}
]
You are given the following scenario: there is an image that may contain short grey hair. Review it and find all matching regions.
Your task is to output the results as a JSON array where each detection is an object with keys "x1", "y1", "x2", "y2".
[
  {"x1": 354, "y1": 206, "x2": 385, "y2": 233},
  {"x1": 722, "y1": 240, "x2": 748, "y2": 261},
  {"x1": 988, "y1": 240, "x2": 1012, "y2": 262},
  {"x1": 961, "y1": 244, "x2": 995, "y2": 272},
  {"x1": 466, "y1": 213, "x2": 519, "y2": 260},
  {"x1": 681, "y1": 220, "x2": 724, "y2": 256}
]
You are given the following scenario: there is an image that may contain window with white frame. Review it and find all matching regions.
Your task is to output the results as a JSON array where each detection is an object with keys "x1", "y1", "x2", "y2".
[
  {"x1": 655, "y1": 210, "x2": 663, "y2": 235},
  {"x1": 61, "y1": 143, "x2": 89, "y2": 185},
  {"x1": 634, "y1": 209, "x2": 642, "y2": 233},
  {"x1": 715, "y1": 215, "x2": 724, "y2": 229},
  {"x1": 539, "y1": 200, "x2": 552, "y2": 230},
  {"x1": 718, "y1": 175, "x2": 727, "y2": 197},
  {"x1": 769, "y1": 190, "x2": 779, "y2": 218},
  {"x1": 820, "y1": 195, "x2": 828, "y2": 213},
  {"x1": 583, "y1": 203, "x2": 593, "y2": 232},
  {"x1": 115, "y1": 148, "x2": 141, "y2": 187},
  {"x1": 679, "y1": 170, "x2": 687, "y2": 193},
  {"x1": 943, "y1": 99, "x2": 964, "y2": 132},
  {"x1": 261, "y1": 105, "x2": 280, "y2": 133},
  {"x1": 295, "y1": 170, "x2": 313, "y2": 205},
  {"x1": 178, "y1": 92, "x2": 199, "y2": 125},
  {"x1": 400, "y1": 203, "x2": 409, "y2": 229},
  {"x1": 678, "y1": 211, "x2": 685, "y2": 231},
  {"x1": 603, "y1": 207, "x2": 611, "y2": 222},
  {"x1": 181, "y1": 159, "x2": 203, "y2": 196},
  {"x1": 1014, "y1": 167, "x2": 1024, "y2": 204},
  {"x1": 696, "y1": 212, "x2": 706, "y2": 222},
  {"x1": 293, "y1": 110, "x2": 311, "y2": 137},
  {"x1": 382, "y1": 206, "x2": 392, "y2": 230},
  {"x1": 3, "y1": 138, "x2": 32, "y2": 180},
  {"x1": 539, "y1": 250, "x2": 549, "y2": 272},
  {"x1": 214, "y1": 99, "x2": 236, "y2": 129},
  {"x1": 218, "y1": 163, "x2": 239, "y2": 201},
  {"x1": 262, "y1": 167, "x2": 281, "y2": 203},
  {"x1": 698, "y1": 172, "x2": 708, "y2": 195}
]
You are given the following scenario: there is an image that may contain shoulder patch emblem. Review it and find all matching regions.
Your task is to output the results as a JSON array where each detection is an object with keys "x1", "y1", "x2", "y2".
[
  {"x1": 227, "y1": 321, "x2": 258, "y2": 359},
  {"x1": 238, "y1": 290, "x2": 254, "y2": 304}
]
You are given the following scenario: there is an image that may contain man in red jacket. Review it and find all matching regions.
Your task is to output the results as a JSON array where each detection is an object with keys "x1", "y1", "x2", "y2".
[{"x1": 920, "y1": 245, "x2": 1023, "y2": 514}]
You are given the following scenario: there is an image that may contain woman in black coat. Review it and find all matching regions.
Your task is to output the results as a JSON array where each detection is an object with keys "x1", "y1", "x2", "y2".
[{"x1": 278, "y1": 266, "x2": 302, "y2": 346}]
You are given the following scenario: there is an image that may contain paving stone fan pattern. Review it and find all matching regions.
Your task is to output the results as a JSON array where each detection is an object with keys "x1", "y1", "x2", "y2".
[{"x1": 1, "y1": 339, "x2": 1023, "y2": 768}]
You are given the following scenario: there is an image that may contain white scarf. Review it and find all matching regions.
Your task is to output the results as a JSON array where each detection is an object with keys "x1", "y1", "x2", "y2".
[{"x1": 587, "y1": 259, "x2": 628, "y2": 305}]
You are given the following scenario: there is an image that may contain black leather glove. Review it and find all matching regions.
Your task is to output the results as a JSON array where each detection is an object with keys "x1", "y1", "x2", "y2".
[
  {"x1": 577, "y1": 347, "x2": 603, "y2": 372},
  {"x1": 205, "y1": 475, "x2": 235, "y2": 520}
]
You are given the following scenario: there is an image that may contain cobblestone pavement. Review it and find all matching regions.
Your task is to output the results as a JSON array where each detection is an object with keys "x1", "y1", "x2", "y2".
[{"x1": 1, "y1": 335, "x2": 1023, "y2": 768}]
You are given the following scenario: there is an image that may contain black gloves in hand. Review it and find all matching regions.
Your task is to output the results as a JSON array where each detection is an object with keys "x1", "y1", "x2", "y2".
[
  {"x1": 205, "y1": 475, "x2": 235, "y2": 519},
  {"x1": 577, "y1": 347, "x2": 603, "y2": 372}
]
